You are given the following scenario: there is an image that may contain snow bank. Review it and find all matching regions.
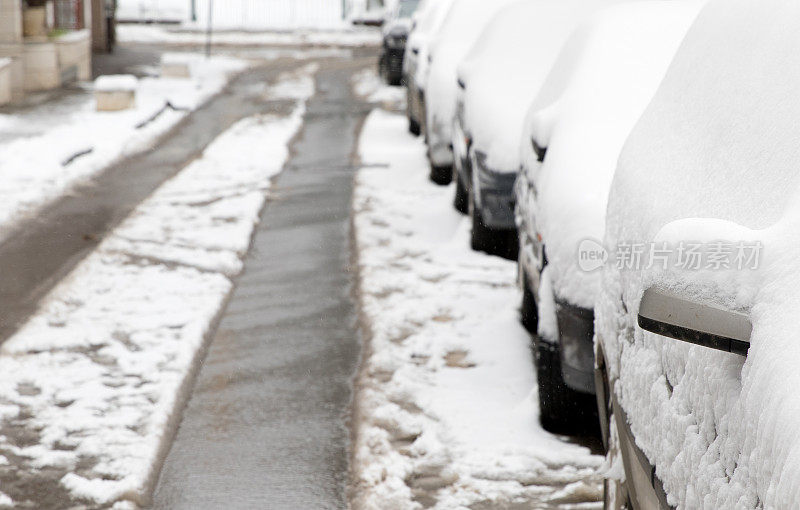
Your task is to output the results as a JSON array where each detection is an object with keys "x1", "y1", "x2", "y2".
[
  {"x1": 351, "y1": 68, "x2": 406, "y2": 107},
  {"x1": 424, "y1": 0, "x2": 514, "y2": 165},
  {"x1": 351, "y1": 109, "x2": 603, "y2": 509},
  {"x1": 525, "y1": 0, "x2": 701, "y2": 309},
  {"x1": 459, "y1": 0, "x2": 616, "y2": 173},
  {"x1": 0, "y1": 68, "x2": 315, "y2": 506},
  {"x1": 117, "y1": 23, "x2": 381, "y2": 47},
  {"x1": 0, "y1": 54, "x2": 247, "y2": 242},
  {"x1": 597, "y1": 0, "x2": 800, "y2": 507}
]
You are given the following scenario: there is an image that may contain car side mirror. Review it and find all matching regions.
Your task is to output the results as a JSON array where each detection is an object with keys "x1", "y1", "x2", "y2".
[
  {"x1": 531, "y1": 138, "x2": 547, "y2": 162},
  {"x1": 637, "y1": 287, "x2": 752, "y2": 356}
]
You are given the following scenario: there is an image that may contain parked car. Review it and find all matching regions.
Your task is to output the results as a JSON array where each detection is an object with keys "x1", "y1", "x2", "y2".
[
  {"x1": 453, "y1": 0, "x2": 612, "y2": 257},
  {"x1": 423, "y1": 0, "x2": 513, "y2": 185},
  {"x1": 379, "y1": 0, "x2": 420, "y2": 86},
  {"x1": 403, "y1": 0, "x2": 454, "y2": 136},
  {"x1": 595, "y1": 0, "x2": 800, "y2": 507},
  {"x1": 515, "y1": 0, "x2": 701, "y2": 434}
]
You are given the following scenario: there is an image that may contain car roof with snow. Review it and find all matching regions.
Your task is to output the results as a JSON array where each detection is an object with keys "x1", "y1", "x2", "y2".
[
  {"x1": 424, "y1": 0, "x2": 516, "y2": 142},
  {"x1": 526, "y1": 0, "x2": 702, "y2": 309},
  {"x1": 457, "y1": 0, "x2": 620, "y2": 172}
]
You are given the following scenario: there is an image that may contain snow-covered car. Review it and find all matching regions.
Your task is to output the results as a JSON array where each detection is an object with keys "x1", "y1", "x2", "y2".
[
  {"x1": 423, "y1": 0, "x2": 513, "y2": 185},
  {"x1": 379, "y1": 0, "x2": 420, "y2": 85},
  {"x1": 453, "y1": 0, "x2": 614, "y2": 257},
  {"x1": 595, "y1": 0, "x2": 800, "y2": 507},
  {"x1": 515, "y1": 0, "x2": 701, "y2": 434},
  {"x1": 403, "y1": 0, "x2": 454, "y2": 136}
]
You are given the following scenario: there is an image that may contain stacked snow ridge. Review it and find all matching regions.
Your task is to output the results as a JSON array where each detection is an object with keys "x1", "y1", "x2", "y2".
[{"x1": 351, "y1": 109, "x2": 603, "y2": 509}]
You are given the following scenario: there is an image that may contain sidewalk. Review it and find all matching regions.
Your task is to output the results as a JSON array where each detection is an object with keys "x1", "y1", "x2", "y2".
[{"x1": 0, "y1": 52, "x2": 247, "y2": 240}]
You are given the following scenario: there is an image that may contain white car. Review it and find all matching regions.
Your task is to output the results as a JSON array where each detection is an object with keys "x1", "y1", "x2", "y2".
[
  {"x1": 453, "y1": 0, "x2": 616, "y2": 257},
  {"x1": 514, "y1": 0, "x2": 701, "y2": 433},
  {"x1": 423, "y1": 0, "x2": 513, "y2": 185},
  {"x1": 596, "y1": 0, "x2": 800, "y2": 508},
  {"x1": 403, "y1": 0, "x2": 454, "y2": 136}
]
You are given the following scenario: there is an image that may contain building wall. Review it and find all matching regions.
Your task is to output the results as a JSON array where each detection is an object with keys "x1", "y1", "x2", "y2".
[
  {"x1": 0, "y1": 0, "x2": 92, "y2": 101},
  {"x1": 0, "y1": 0, "x2": 23, "y2": 44}
]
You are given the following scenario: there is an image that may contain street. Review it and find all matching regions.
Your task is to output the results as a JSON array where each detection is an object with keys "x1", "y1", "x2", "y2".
[
  {"x1": 2, "y1": 0, "x2": 798, "y2": 508},
  {"x1": 0, "y1": 37, "x2": 600, "y2": 510}
]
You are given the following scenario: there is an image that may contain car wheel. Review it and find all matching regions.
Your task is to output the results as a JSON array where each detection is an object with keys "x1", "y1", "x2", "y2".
[
  {"x1": 469, "y1": 192, "x2": 519, "y2": 259},
  {"x1": 408, "y1": 117, "x2": 421, "y2": 136},
  {"x1": 378, "y1": 54, "x2": 388, "y2": 83},
  {"x1": 596, "y1": 346, "x2": 632, "y2": 509},
  {"x1": 535, "y1": 341, "x2": 598, "y2": 434},
  {"x1": 520, "y1": 271, "x2": 538, "y2": 333},
  {"x1": 429, "y1": 164, "x2": 453, "y2": 185},
  {"x1": 604, "y1": 468, "x2": 632, "y2": 510},
  {"x1": 453, "y1": 175, "x2": 468, "y2": 214},
  {"x1": 602, "y1": 414, "x2": 633, "y2": 510},
  {"x1": 469, "y1": 191, "x2": 492, "y2": 252}
]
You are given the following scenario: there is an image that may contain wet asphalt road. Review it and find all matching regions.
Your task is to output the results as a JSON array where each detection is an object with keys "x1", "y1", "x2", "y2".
[{"x1": 151, "y1": 58, "x2": 372, "y2": 509}]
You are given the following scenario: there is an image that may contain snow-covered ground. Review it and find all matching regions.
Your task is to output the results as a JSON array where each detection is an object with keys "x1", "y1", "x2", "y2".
[
  {"x1": 0, "y1": 65, "x2": 317, "y2": 507},
  {"x1": 117, "y1": 23, "x2": 381, "y2": 47},
  {"x1": 350, "y1": 108, "x2": 603, "y2": 509},
  {"x1": 0, "y1": 54, "x2": 246, "y2": 241},
  {"x1": 351, "y1": 68, "x2": 406, "y2": 108}
]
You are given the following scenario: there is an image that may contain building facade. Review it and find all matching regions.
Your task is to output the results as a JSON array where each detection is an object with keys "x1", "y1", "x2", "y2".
[{"x1": 0, "y1": 0, "x2": 92, "y2": 105}]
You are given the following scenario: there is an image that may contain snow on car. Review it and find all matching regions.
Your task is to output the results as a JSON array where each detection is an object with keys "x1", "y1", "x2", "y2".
[
  {"x1": 423, "y1": 0, "x2": 514, "y2": 184},
  {"x1": 596, "y1": 0, "x2": 800, "y2": 507},
  {"x1": 453, "y1": 0, "x2": 618, "y2": 257},
  {"x1": 403, "y1": 0, "x2": 455, "y2": 136},
  {"x1": 514, "y1": 0, "x2": 703, "y2": 434},
  {"x1": 379, "y1": 0, "x2": 420, "y2": 86}
]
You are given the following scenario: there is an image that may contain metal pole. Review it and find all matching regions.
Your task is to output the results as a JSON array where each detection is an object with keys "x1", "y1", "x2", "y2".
[
  {"x1": 191, "y1": 0, "x2": 196, "y2": 22},
  {"x1": 205, "y1": 0, "x2": 213, "y2": 58}
]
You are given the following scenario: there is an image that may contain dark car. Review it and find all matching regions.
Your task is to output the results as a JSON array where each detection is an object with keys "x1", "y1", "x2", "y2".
[{"x1": 379, "y1": 0, "x2": 419, "y2": 86}]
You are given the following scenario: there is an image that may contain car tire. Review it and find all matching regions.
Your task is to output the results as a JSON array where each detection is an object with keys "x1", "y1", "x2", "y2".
[
  {"x1": 535, "y1": 341, "x2": 598, "y2": 435},
  {"x1": 520, "y1": 272, "x2": 538, "y2": 334},
  {"x1": 602, "y1": 411, "x2": 632, "y2": 510},
  {"x1": 379, "y1": 54, "x2": 388, "y2": 83},
  {"x1": 429, "y1": 164, "x2": 453, "y2": 185},
  {"x1": 408, "y1": 117, "x2": 421, "y2": 136},
  {"x1": 453, "y1": 175, "x2": 468, "y2": 214},
  {"x1": 469, "y1": 192, "x2": 519, "y2": 260},
  {"x1": 470, "y1": 192, "x2": 492, "y2": 252}
]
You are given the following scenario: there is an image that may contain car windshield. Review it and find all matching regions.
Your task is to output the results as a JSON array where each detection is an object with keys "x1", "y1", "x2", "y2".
[{"x1": 399, "y1": 0, "x2": 420, "y2": 18}]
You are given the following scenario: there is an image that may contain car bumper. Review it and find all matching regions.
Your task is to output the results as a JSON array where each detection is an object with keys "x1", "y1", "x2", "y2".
[
  {"x1": 382, "y1": 46, "x2": 405, "y2": 79},
  {"x1": 474, "y1": 155, "x2": 516, "y2": 230},
  {"x1": 556, "y1": 301, "x2": 596, "y2": 394}
]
